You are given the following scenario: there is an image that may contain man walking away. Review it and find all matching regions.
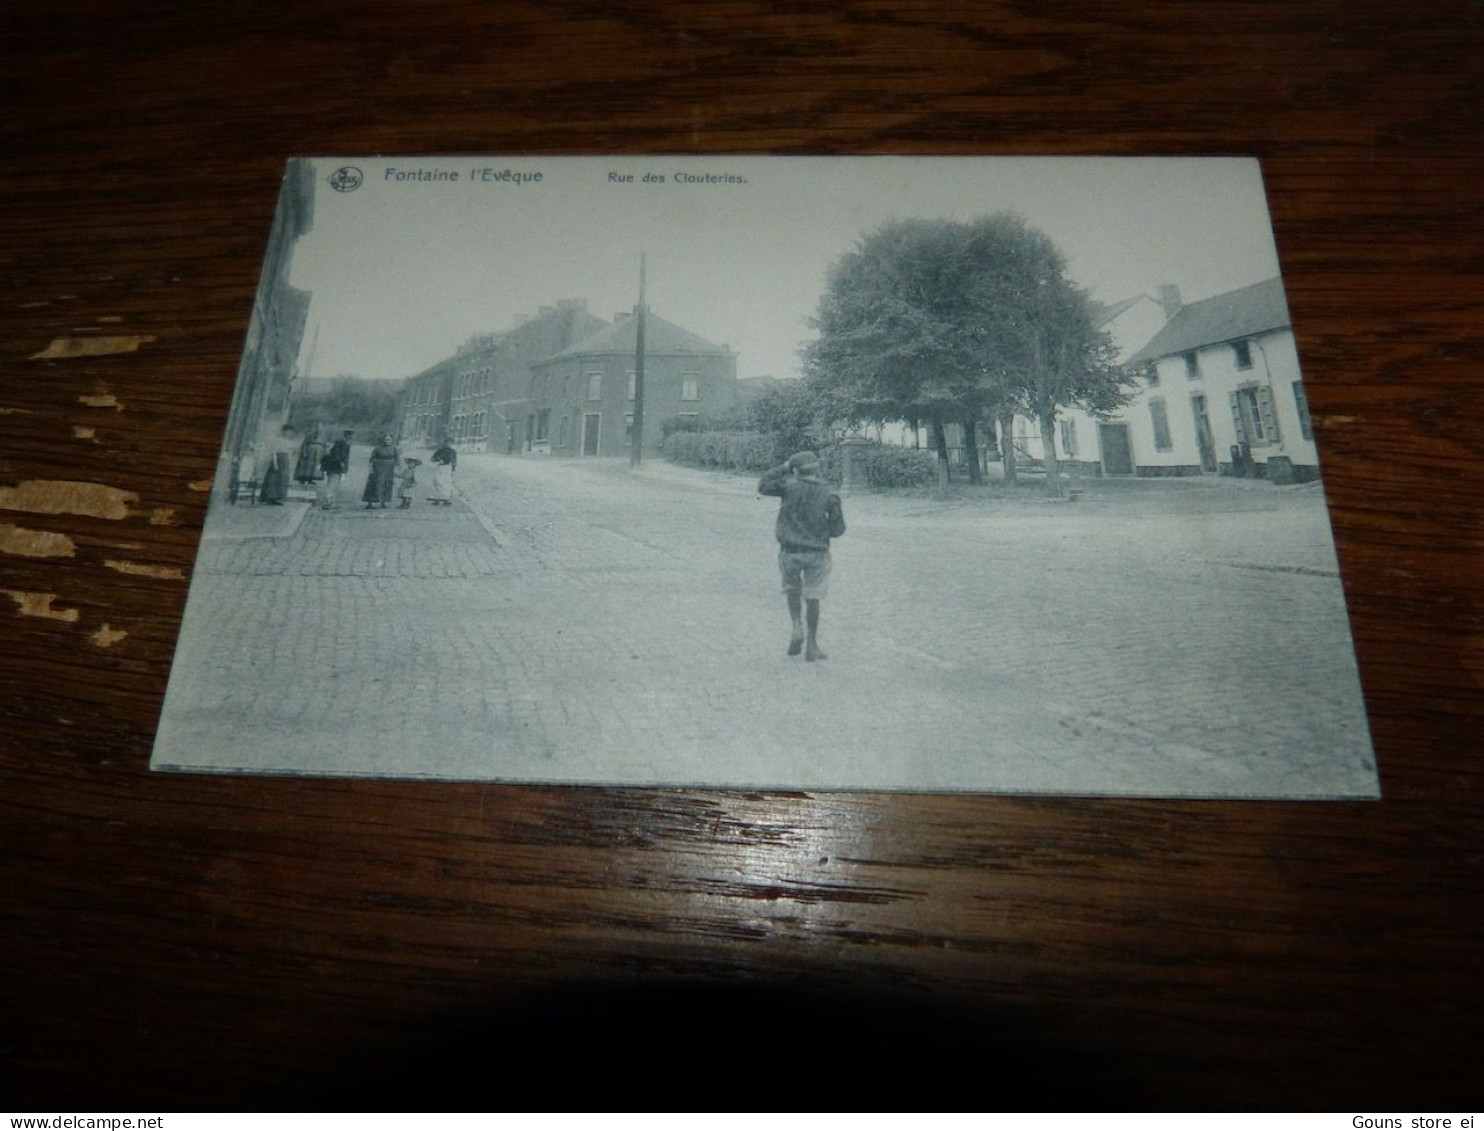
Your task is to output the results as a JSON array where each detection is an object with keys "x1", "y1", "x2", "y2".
[{"x1": 759, "y1": 450, "x2": 845, "y2": 662}]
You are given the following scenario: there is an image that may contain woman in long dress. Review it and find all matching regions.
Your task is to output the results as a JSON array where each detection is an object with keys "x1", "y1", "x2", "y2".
[
  {"x1": 362, "y1": 434, "x2": 399, "y2": 508},
  {"x1": 429, "y1": 436, "x2": 457, "y2": 505},
  {"x1": 258, "y1": 423, "x2": 298, "y2": 505},
  {"x1": 294, "y1": 425, "x2": 326, "y2": 485}
]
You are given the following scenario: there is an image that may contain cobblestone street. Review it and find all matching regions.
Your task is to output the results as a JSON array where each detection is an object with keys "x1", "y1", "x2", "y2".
[{"x1": 154, "y1": 450, "x2": 1377, "y2": 796}]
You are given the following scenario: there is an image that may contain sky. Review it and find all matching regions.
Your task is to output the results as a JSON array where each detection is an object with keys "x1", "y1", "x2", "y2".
[{"x1": 283, "y1": 155, "x2": 1284, "y2": 383}]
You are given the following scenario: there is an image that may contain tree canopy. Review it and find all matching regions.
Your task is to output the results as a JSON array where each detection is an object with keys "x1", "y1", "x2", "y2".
[{"x1": 802, "y1": 212, "x2": 1134, "y2": 490}]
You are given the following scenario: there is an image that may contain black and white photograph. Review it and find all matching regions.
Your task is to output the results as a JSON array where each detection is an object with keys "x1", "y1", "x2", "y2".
[{"x1": 151, "y1": 154, "x2": 1377, "y2": 797}]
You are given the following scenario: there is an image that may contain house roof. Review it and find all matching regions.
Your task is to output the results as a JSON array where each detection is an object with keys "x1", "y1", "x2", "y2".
[
  {"x1": 1129, "y1": 278, "x2": 1290, "y2": 364},
  {"x1": 1090, "y1": 294, "x2": 1149, "y2": 327},
  {"x1": 544, "y1": 309, "x2": 731, "y2": 361}
]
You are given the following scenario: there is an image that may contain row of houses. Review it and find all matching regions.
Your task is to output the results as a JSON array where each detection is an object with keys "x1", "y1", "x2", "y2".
[
  {"x1": 394, "y1": 300, "x2": 740, "y2": 457},
  {"x1": 1006, "y1": 276, "x2": 1319, "y2": 483},
  {"x1": 396, "y1": 275, "x2": 1318, "y2": 485}
]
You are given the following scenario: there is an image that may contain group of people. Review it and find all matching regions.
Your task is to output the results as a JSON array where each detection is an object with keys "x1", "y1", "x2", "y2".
[
  {"x1": 262, "y1": 425, "x2": 845, "y2": 662},
  {"x1": 360, "y1": 433, "x2": 458, "y2": 509},
  {"x1": 256, "y1": 424, "x2": 458, "y2": 511}
]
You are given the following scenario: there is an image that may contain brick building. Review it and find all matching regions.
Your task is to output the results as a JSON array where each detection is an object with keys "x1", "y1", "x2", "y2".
[
  {"x1": 395, "y1": 299, "x2": 607, "y2": 452},
  {"x1": 530, "y1": 307, "x2": 739, "y2": 457}
]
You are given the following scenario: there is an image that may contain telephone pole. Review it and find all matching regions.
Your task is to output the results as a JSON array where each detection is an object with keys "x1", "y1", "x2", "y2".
[{"x1": 630, "y1": 253, "x2": 647, "y2": 466}]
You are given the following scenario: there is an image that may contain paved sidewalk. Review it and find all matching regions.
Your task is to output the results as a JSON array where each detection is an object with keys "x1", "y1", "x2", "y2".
[{"x1": 155, "y1": 452, "x2": 1377, "y2": 797}]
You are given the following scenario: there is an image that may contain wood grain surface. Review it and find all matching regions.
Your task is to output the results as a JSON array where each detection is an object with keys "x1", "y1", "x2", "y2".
[{"x1": 3, "y1": 0, "x2": 1481, "y2": 1110}]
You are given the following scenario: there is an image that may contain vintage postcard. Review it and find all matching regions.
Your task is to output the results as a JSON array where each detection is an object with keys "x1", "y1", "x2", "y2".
[{"x1": 151, "y1": 155, "x2": 1378, "y2": 797}]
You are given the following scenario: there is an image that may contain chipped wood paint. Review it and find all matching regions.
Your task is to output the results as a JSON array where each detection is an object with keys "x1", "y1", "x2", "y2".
[
  {"x1": 0, "y1": 524, "x2": 77, "y2": 558},
  {"x1": 73, "y1": 425, "x2": 98, "y2": 440},
  {"x1": 90, "y1": 624, "x2": 128, "y2": 648},
  {"x1": 32, "y1": 335, "x2": 156, "y2": 359},
  {"x1": 0, "y1": 480, "x2": 138, "y2": 519},
  {"x1": 78, "y1": 394, "x2": 125, "y2": 411},
  {"x1": 148, "y1": 507, "x2": 178, "y2": 526},
  {"x1": 188, "y1": 480, "x2": 213, "y2": 492},
  {"x1": 104, "y1": 559, "x2": 184, "y2": 580},
  {"x1": 2, "y1": 590, "x2": 80, "y2": 622}
]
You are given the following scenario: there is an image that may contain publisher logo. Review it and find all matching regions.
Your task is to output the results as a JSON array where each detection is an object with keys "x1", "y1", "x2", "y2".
[{"x1": 328, "y1": 166, "x2": 364, "y2": 193}]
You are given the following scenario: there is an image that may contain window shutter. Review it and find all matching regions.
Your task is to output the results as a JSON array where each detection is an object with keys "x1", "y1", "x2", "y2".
[
  {"x1": 1256, "y1": 385, "x2": 1280, "y2": 444},
  {"x1": 1292, "y1": 381, "x2": 1313, "y2": 440},
  {"x1": 1228, "y1": 392, "x2": 1246, "y2": 443}
]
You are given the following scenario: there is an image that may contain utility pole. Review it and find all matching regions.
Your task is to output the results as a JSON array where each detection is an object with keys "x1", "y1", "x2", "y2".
[{"x1": 630, "y1": 253, "x2": 647, "y2": 466}]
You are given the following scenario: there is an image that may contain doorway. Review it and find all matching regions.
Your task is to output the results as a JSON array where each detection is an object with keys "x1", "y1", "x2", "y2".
[
  {"x1": 1191, "y1": 394, "x2": 1218, "y2": 473},
  {"x1": 1098, "y1": 422, "x2": 1134, "y2": 476}
]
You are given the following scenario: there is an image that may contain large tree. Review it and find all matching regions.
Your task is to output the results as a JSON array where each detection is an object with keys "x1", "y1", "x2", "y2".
[
  {"x1": 962, "y1": 218, "x2": 1132, "y2": 496},
  {"x1": 804, "y1": 218, "x2": 1019, "y2": 485},
  {"x1": 804, "y1": 213, "x2": 1132, "y2": 493}
]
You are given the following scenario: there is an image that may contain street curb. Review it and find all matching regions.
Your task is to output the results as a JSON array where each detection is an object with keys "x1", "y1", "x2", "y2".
[{"x1": 200, "y1": 500, "x2": 312, "y2": 542}]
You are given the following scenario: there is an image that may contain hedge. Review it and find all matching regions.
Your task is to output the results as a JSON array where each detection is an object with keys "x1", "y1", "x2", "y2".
[
  {"x1": 660, "y1": 430, "x2": 777, "y2": 473},
  {"x1": 663, "y1": 432, "x2": 939, "y2": 490},
  {"x1": 822, "y1": 443, "x2": 938, "y2": 489}
]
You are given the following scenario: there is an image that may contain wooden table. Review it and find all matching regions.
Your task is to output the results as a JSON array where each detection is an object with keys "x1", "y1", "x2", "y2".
[{"x1": 3, "y1": 1, "x2": 1479, "y2": 1109}]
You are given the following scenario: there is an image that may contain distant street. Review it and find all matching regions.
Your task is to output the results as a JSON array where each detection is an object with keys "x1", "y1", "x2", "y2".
[{"x1": 154, "y1": 449, "x2": 1377, "y2": 796}]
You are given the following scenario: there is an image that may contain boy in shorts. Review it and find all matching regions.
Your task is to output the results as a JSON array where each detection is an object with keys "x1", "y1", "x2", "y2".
[{"x1": 758, "y1": 450, "x2": 846, "y2": 662}]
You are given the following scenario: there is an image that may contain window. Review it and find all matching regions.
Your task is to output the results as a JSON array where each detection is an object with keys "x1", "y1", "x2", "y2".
[
  {"x1": 1233, "y1": 341, "x2": 1253, "y2": 370},
  {"x1": 587, "y1": 372, "x2": 602, "y2": 401},
  {"x1": 1292, "y1": 381, "x2": 1313, "y2": 440},
  {"x1": 1231, "y1": 385, "x2": 1280, "y2": 446},
  {"x1": 558, "y1": 416, "x2": 569, "y2": 449},
  {"x1": 1145, "y1": 362, "x2": 1160, "y2": 389},
  {"x1": 681, "y1": 374, "x2": 700, "y2": 401},
  {"x1": 1183, "y1": 351, "x2": 1200, "y2": 380},
  {"x1": 627, "y1": 371, "x2": 636, "y2": 400},
  {"x1": 536, "y1": 410, "x2": 550, "y2": 442},
  {"x1": 624, "y1": 413, "x2": 634, "y2": 438},
  {"x1": 1149, "y1": 398, "x2": 1173, "y2": 451},
  {"x1": 1058, "y1": 419, "x2": 1078, "y2": 458}
]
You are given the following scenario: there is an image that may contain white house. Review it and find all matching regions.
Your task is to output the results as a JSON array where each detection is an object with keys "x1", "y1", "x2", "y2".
[
  {"x1": 1124, "y1": 278, "x2": 1318, "y2": 481},
  {"x1": 1007, "y1": 292, "x2": 1167, "y2": 475},
  {"x1": 869, "y1": 277, "x2": 1318, "y2": 485}
]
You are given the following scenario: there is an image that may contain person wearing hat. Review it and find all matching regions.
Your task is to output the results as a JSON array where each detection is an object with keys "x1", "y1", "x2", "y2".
[
  {"x1": 318, "y1": 429, "x2": 354, "y2": 510},
  {"x1": 396, "y1": 456, "x2": 422, "y2": 509},
  {"x1": 758, "y1": 450, "x2": 846, "y2": 661}
]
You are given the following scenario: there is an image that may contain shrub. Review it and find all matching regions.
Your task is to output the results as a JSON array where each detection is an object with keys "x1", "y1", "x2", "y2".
[
  {"x1": 661, "y1": 430, "x2": 781, "y2": 474},
  {"x1": 660, "y1": 414, "x2": 707, "y2": 437},
  {"x1": 823, "y1": 442, "x2": 937, "y2": 489}
]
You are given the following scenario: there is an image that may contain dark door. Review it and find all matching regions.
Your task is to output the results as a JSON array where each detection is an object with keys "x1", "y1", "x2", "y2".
[
  {"x1": 583, "y1": 413, "x2": 601, "y2": 456},
  {"x1": 1191, "y1": 394, "x2": 1218, "y2": 473},
  {"x1": 1099, "y1": 422, "x2": 1134, "y2": 475}
]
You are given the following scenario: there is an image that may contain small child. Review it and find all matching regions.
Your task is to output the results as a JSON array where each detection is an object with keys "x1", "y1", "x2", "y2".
[{"x1": 396, "y1": 457, "x2": 421, "y2": 509}]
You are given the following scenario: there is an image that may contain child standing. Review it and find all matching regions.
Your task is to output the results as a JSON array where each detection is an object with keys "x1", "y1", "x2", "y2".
[
  {"x1": 396, "y1": 457, "x2": 421, "y2": 509},
  {"x1": 758, "y1": 450, "x2": 845, "y2": 661}
]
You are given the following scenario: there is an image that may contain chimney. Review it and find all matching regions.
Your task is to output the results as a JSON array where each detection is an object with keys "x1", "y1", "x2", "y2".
[{"x1": 1158, "y1": 284, "x2": 1182, "y2": 321}]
